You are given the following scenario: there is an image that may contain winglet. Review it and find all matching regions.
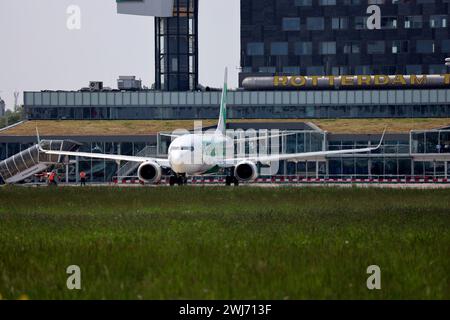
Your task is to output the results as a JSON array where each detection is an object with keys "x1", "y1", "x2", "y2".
[
  {"x1": 36, "y1": 127, "x2": 45, "y2": 152},
  {"x1": 376, "y1": 127, "x2": 387, "y2": 149},
  {"x1": 36, "y1": 127, "x2": 40, "y2": 144}
]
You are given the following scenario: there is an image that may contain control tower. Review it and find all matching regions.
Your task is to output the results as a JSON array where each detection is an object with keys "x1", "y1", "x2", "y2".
[{"x1": 117, "y1": 0, "x2": 199, "y2": 92}]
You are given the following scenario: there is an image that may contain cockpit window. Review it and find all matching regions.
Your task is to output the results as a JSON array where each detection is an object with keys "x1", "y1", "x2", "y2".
[{"x1": 171, "y1": 146, "x2": 194, "y2": 151}]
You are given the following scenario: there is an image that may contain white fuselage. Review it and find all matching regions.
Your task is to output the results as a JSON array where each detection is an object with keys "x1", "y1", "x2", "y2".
[{"x1": 168, "y1": 133, "x2": 234, "y2": 175}]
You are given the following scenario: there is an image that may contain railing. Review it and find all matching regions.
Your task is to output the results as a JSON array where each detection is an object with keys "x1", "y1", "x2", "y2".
[{"x1": 111, "y1": 175, "x2": 450, "y2": 185}]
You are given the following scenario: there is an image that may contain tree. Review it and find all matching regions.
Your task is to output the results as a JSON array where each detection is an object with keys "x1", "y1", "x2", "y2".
[{"x1": 0, "y1": 105, "x2": 25, "y2": 129}]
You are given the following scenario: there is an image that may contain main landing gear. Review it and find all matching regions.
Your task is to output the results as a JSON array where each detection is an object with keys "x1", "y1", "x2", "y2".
[
  {"x1": 169, "y1": 174, "x2": 188, "y2": 186},
  {"x1": 225, "y1": 175, "x2": 239, "y2": 186}
]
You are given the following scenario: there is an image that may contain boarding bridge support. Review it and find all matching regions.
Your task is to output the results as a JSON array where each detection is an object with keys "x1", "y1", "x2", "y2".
[{"x1": 0, "y1": 140, "x2": 81, "y2": 184}]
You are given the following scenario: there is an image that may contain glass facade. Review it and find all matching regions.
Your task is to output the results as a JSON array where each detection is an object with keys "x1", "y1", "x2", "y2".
[
  {"x1": 155, "y1": 0, "x2": 198, "y2": 91},
  {"x1": 24, "y1": 89, "x2": 450, "y2": 120},
  {"x1": 411, "y1": 129, "x2": 450, "y2": 154},
  {"x1": 2, "y1": 129, "x2": 450, "y2": 183},
  {"x1": 240, "y1": 0, "x2": 450, "y2": 84}
]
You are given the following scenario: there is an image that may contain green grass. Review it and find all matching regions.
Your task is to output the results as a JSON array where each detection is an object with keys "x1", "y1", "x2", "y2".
[{"x1": 0, "y1": 186, "x2": 449, "y2": 300}]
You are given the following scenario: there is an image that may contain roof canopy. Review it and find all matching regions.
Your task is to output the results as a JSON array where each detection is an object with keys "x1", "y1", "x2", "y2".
[{"x1": 116, "y1": 0, "x2": 174, "y2": 17}]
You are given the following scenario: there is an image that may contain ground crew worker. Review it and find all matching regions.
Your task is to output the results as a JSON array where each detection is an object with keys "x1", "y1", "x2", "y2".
[
  {"x1": 80, "y1": 171, "x2": 87, "y2": 186},
  {"x1": 48, "y1": 171, "x2": 57, "y2": 187}
]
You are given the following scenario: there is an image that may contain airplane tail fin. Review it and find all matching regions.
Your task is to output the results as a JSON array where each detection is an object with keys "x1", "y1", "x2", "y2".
[{"x1": 216, "y1": 68, "x2": 228, "y2": 135}]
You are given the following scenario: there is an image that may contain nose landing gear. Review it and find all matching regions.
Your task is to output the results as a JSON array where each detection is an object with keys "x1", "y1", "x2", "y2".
[{"x1": 169, "y1": 174, "x2": 188, "y2": 186}]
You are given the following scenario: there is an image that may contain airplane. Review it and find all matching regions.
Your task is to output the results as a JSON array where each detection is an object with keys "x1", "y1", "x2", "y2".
[{"x1": 39, "y1": 69, "x2": 386, "y2": 186}]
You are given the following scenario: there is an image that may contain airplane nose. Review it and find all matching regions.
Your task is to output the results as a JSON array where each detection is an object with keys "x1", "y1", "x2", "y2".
[{"x1": 170, "y1": 151, "x2": 183, "y2": 166}]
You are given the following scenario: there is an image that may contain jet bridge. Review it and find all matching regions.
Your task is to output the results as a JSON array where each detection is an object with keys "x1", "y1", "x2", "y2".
[{"x1": 0, "y1": 140, "x2": 81, "y2": 184}]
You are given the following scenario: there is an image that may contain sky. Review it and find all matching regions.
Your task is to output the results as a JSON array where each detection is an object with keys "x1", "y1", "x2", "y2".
[{"x1": 0, "y1": 0, "x2": 240, "y2": 109}]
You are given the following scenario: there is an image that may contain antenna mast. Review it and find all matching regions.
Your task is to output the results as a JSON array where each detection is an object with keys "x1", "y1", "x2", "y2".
[{"x1": 14, "y1": 92, "x2": 20, "y2": 112}]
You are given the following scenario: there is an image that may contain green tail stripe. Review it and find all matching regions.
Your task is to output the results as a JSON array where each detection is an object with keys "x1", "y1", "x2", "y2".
[{"x1": 221, "y1": 83, "x2": 227, "y2": 124}]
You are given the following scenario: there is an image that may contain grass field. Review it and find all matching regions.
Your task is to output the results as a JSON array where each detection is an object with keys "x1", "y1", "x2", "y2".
[
  {"x1": 2, "y1": 118, "x2": 450, "y2": 136},
  {"x1": 0, "y1": 186, "x2": 449, "y2": 300}
]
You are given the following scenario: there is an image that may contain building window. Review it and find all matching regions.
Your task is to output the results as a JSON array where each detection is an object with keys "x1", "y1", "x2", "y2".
[
  {"x1": 306, "y1": 17, "x2": 325, "y2": 31},
  {"x1": 429, "y1": 65, "x2": 447, "y2": 74},
  {"x1": 343, "y1": 42, "x2": 360, "y2": 54},
  {"x1": 405, "y1": 16, "x2": 423, "y2": 29},
  {"x1": 392, "y1": 40, "x2": 409, "y2": 54},
  {"x1": 319, "y1": 42, "x2": 336, "y2": 55},
  {"x1": 355, "y1": 16, "x2": 367, "y2": 30},
  {"x1": 295, "y1": 42, "x2": 312, "y2": 55},
  {"x1": 247, "y1": 42, "x2": 264, "y2": 56},
  {"x1": 258, "y1": 67, "x2": 276, "y2": 73},
  {"x1": 332, "y1": 17, "x2": 349, "y2": 30},
  {"x1": 430, "y1": 15, "x2": 448, "y2": 28},
  {"x1": 294, "y1": 0, "x2": 312, "y2": 6},
  {"x1": 416, "y1": 40, "x2": 435, "y2": 54},
  {"x1": 319, "y1": 0, "x2": 336, "y2": 5},
  {"x1": 306, "y1": 66, "x2": 325, "y2": 76},
  {"x1": 367, "y1": 41, "x2": 385, "y2": 54},
  {"x1": 331, "y1": 66, "x2": 348, "y2": 76},
  {"x1": 354, "y1": 66, "x2": 372, "y2": 75},
  {"x1": 270, "y1": 42, "x2": 288, "y2": 56},
  {"x1": 442, "y1": 40, "x2": 450, "y2": 53},
  {"x1": 282, "y1": 17, "x2": 301, "y2": 31},
  {"x1": 406, "y1": 65, "x2": 423, "y2": 75},
  {"x1": 282, "y1": 67, "x2": 301, "y2": 74},
  {"x1": 381, "y1": 66, "x2": 397, "y2": 74},
  {"x1": 381, "y1": 17, "x2": 397, "y2": 29}
]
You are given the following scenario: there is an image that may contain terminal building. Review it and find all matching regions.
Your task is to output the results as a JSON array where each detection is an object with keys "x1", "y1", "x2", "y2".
[
  {"x1": 2, "y1": 119, "x2": 450, "y2": 184},
  {"x1": 239, "y1": 0, "x2": 450, "y2": 83},
  {"x1": 1, "y1": 0, "x2": 450, "y2": 184}
]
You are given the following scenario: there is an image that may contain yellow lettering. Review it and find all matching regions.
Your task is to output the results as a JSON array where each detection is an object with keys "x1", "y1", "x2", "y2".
[
  {"x1": 411, "y1": 75, "x2": 427, "y2": 85},
  {"x1": 327, "y1": 76, "x2": 335, "y2": 86},
  {"x1": 310, "y1": 76, "x2": 321, "y2": 86},
  {"x1": 357, "y1": 75, "x2": 372, "y2": 86},
  {"x1": 375, "y1": 75, "x2": 390, "y2": 86},
  {"x1": 392, "y1": 75, "x2": 407, "y2": 86},
  {"x1": 290, "y1": 76, "x2": 306, "y2": 87},
  {"x1": 274, "y1": 76, "x2": 288, "y2": 87},
  {"x1": 341, "y1": 76, "x2": 354, "y2": 86},
  {"x1": 441, "y1": 74, "x2": 450, "y2": 85}
]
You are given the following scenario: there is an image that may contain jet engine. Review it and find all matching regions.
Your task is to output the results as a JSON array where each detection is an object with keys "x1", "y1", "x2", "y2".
[
  {"x1": 137, "y1": 161, "x2": 162, "y2": 184},
  {"x1": 234, "y1": 161, "x2": 258, "y2": 182}
]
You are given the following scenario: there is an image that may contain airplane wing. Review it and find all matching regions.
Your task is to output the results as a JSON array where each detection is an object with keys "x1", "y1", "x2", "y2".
[
  {"x1": 233, "y1": 132, "x2": 297, "y2": 144},
  {"x1": 36, "y1": 127, "x2": 171, "y2": 167},
  {"x1": 219, "y1": 129, "x2": 386, "y2": 167},
  {"x1": 159, "y1": 133, "x2": 186, "y2": 139},
  {"x1": 40, "y1": 148, "x2": 171, "y2": 167}
]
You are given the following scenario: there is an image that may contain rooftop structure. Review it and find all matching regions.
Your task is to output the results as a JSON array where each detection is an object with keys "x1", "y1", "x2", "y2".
[{"x1": 117, "y1": 0, "x2": 199, "y2": 91}]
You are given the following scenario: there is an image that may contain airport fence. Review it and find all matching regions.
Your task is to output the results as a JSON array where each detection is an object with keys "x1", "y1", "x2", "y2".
[{"x1": 111, "y1": 175, "x2": 450, "y2": 185}]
